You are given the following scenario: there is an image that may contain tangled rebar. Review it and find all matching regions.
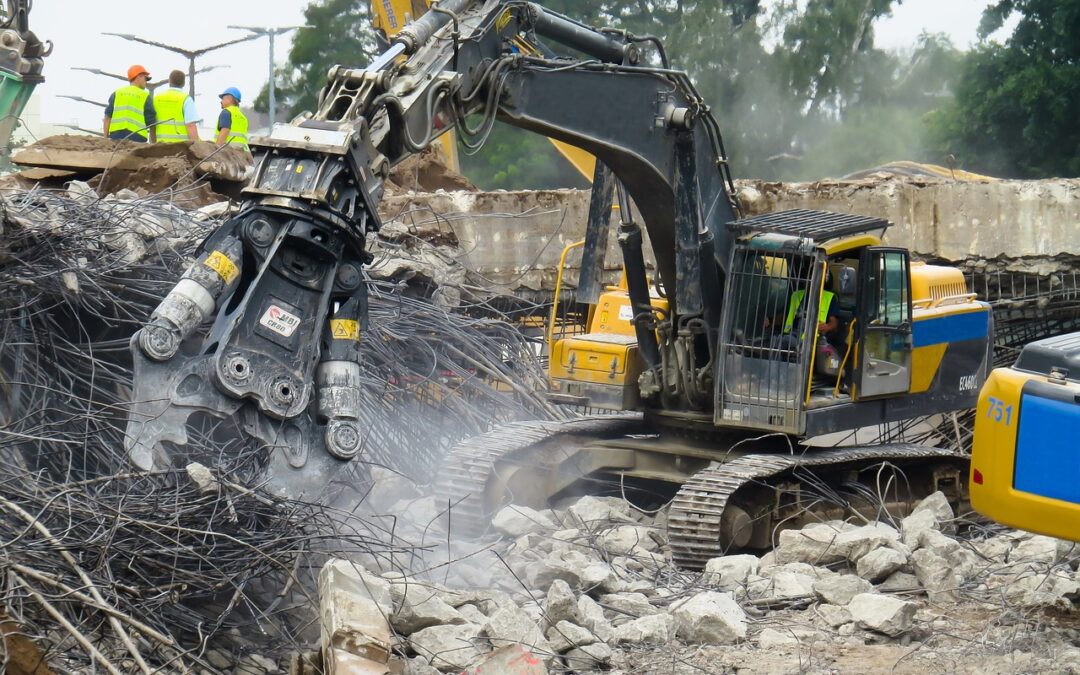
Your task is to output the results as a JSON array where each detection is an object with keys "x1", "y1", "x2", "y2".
[{"x1": 0, "y1": 185, "x2": 567, "y2": 672}]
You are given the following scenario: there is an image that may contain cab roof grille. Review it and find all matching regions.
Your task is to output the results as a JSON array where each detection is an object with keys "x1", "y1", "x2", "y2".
[{"x1": 729, "y1": 209, "x2": 892, "y2": 242}]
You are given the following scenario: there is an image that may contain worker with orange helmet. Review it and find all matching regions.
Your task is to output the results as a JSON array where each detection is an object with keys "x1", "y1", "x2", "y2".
[{"x1": 103, "y1": 65, "x2": 157, "y2": 142}]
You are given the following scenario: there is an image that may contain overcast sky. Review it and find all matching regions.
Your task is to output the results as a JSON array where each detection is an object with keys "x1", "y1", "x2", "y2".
[{"x1": 30, "y1": 0, "x2": 1011, "y2": 130}]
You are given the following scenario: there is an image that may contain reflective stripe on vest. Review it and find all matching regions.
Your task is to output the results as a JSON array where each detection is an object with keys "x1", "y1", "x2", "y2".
[
  {"x1": 783, "y1": 289, "x2": 834, "y2": 335},
  {"x1": 216, "y1": 105, "x2": 249, "y2": 148},
  {"x1": 153, "y1": 89, "x2": 189, "y2": 143},
  {"x1": 108, "y1": 86, "x2": 149, "y2": 136}
]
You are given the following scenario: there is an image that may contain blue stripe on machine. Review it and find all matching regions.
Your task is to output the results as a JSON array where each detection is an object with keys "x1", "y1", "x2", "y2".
[{"x1": 912, "y1": 310, "x2": 989, "y2": 347}]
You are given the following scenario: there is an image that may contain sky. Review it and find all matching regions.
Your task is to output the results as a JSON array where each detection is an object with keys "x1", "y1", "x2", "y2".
[{"x1": 28, "y1": 0, "x2": 1014, "y2": 132}]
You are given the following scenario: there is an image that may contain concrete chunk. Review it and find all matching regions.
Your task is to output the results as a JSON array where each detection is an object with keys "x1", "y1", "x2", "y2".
[
  {"x1": 459, "y1": 645, "x2": 548, "y2": 675},
  {"x1": 704, "y1": 554, "x2": 760, "y2": 591},
  {"x1": 409, "y1": 623, "x2": 485, "y2": 672},
  {"x1": 319, "y1": 559, "x2": 392, "y2": 672},
  {"x1": 492, "y1": 505, "x2": 557, "y2": 538},
  {"x1": 545, "y1": 621, "x2": 597, "y2": 654},
  {"x1": 848, "y1": 593, "x2": 916, "y2": 637},
  {"x1": 911, "y1": 491, "x2": 955, "y2": 532},
  {"x1": 813, "y1": 574, "x2": 873, "y2": 606},
  {"x1": 672, "y1": 591, "x2": 748, "y2": 645},
  {"x1": 856, "y1": 547, "x2": 908, "y2": 583},
  {"x1": 611, "y1": 613, "x2": 676, "y2": 645},
  {"x1": 543, "y1": 579, "x2": 580, "y2": 629},
  {"x1": 481, "y1": 606, "x2": 552, "y2": 655}
]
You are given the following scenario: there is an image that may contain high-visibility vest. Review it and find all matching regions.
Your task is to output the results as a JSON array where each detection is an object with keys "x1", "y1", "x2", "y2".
[
  {"x1": 784, "y1": 289, "x2": 834, "y2": 336},
  {"x1": 216, "y1": 105, "x2": 249, "y2": 149},
  {"x1": 153, "y1": 89, "x2": 190, "y2": 143},
  {"x1": 108, "y1": 85, "x2": 150, "y2": 137}
]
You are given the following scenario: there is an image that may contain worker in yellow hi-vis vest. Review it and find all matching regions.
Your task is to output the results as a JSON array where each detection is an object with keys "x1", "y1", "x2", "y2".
[
  {"x1": 215, "y1": 87, "x2": 249, "y2": 150},
  {"x1": 153, "y1": 70, "x2": 201, "y2": 143},
  {"x1": 767, "y1": 272, "x2": 842, "y2": 353},
  {"x1": 103, "y1": 65, "x2": 157, "y2": 143}
]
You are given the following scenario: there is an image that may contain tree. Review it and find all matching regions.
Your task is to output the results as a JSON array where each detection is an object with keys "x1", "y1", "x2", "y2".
[
  {"x1": 927, "y1": 0, "x2": 1080, "y2": 178},
  {"x1": 254, "y1": 0, "x2": 377, "y2": 117}
]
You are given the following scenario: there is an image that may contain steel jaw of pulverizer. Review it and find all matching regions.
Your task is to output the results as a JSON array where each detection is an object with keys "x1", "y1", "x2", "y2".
[{"x1": 124, "y1": 210, "x2": 371, "y2": 500}]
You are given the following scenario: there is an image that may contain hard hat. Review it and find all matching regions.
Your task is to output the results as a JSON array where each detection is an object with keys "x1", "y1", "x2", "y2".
[
  {"x1": 219, "y1": 87, "x2": 242, "y2": 103},
  {"x1": 127, "y1": 64, "x2": 150, "y2": 81}
]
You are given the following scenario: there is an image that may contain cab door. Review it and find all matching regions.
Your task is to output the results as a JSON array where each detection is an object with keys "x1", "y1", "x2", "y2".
[{"x1": 856, "y1": 247, "x2": 913, "y2": 398}]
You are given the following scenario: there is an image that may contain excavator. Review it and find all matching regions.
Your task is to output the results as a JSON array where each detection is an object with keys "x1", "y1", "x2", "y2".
[
  {"x1": 971, "y1": 334, "x2": 1080, "y2": 543},
  {"x1": 123, "y1": 0, "x2": 994, "y2": 569},
  {"x1": 0, "y1": 1, "x2": 49, "y2": 153}
]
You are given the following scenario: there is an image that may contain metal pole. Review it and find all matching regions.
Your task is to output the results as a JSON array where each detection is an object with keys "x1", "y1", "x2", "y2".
[
  {"x1": 188, "y1": 58, "x2": 196, "y2": 98},
  {"x1": 268, "y1": 31, "x2": 276, "y2": 127}
]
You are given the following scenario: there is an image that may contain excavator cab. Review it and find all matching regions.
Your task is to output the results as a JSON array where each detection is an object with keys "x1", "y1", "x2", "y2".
[{"x1": 716, "y1": 209, "x2": 991, "y2": 438}]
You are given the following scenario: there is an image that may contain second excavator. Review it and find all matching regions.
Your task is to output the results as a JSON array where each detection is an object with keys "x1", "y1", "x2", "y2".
[{"x1": 124, "y1": 1, "x2": 993, "y2": 568}]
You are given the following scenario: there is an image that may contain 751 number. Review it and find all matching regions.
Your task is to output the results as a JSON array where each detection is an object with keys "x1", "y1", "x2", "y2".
[{"x1": 986, "y1": 396, "x2": 1014, "y2": 426}]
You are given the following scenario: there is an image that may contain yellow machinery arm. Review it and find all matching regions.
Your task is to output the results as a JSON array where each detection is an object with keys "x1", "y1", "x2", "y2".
[{"x1": 370, "y1": 0, "x2": 597, "y2": 181}]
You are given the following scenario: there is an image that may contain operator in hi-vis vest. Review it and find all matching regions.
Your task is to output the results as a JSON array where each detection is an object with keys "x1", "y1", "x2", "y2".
[
  {"x1": 215, "y1": 87, "x2": 249, "y2": 150},
  {"x1": 768, "y1": 270, "x2": 842, "y2": 353},
  {"x1": 153, "y1": 70, "x2": 201, "y2": 143},
  {"x1": 103, "y1": 65, "x2": 157, "y2": 143}
]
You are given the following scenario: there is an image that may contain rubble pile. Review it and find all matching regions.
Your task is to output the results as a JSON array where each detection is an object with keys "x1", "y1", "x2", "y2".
[
  {"x1": 0, "y1": 183, "x2": 562, "y2": 672},
  {"x1": 6, "y1": 134, "x2": 254, "y2": 208},
  {"x1": 328, "y1": 487, "x2": 1080, "y2": 674}
]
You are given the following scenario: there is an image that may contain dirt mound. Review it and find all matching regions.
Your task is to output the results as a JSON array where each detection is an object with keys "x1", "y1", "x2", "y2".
[{"x1": 388, "y1": 145, "x2": 477, "y2": 193}]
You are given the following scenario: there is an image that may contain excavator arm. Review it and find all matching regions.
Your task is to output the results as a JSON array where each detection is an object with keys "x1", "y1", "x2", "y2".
[
  {"x1": 125, "y1": 0, "x2": 739, "y2": 496},
  {"x1": 0, "y1": 1, "x2": 50, "y2": 153}
]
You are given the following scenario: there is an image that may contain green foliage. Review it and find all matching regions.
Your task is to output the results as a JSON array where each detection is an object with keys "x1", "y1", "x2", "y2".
[
  {"x1": 928, "y1": 0, "x2": 1080, "y2": 178},
  {"x1": 263, "y1": 0, "x2": 1014, "y2": 186},
  {"x1": 255, "y1": 0, "x2": 376, "y2": 118}
]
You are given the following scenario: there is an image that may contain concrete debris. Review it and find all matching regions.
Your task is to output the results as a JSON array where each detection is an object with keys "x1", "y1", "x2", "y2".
[
  {"x1": 389, "y1": 583, "x2": 465, "y2": 635},
  {"x1": 409, "y1": 623, "x2": 486, "y2": 672},
  {"x1": 318, "y1": 559, "x2": 392, "y2": 674},
  {"x1": 543, "y1": 580, "x2": 581, "y2": 629},
  {"x1": 847, "y1": 593, "x2": 917, "y2": 637},
  {"x1": 611, "y1": 613, "x2": 676, "y2": 645},
  {"x1": 671, "y1": 592, "x2": 748, "y2": 645},
  {"x1": 492, "y1": 505, "x2": 557, "y2": 539},
  {"x1": 457, "y1": 646, "x2": 547, "y2": 675},
  {"x1": 545, "y1": 620, "x2": 596, "y2": 653},
  {"x1": 563, "y1": 642, "x2": 613, "y2": 670},
  {"x1": 910, "y1": 548, "x2": 962, "y2": 603},
  {"x1": 10, "y1": 135, "x2": 253, "y2": 208},
  {"x1": 856, "y1": 546, "x2": 909, "y2": 583},
  {"x1": 756, "y1": 627, "x2": 801, "y2": 648},
  {"x1": 599, "y1": 592, "x2": 660, "y2": 621},
  {"x1": 911, "y1": 492, "x2": 956, "y2": 532},
  {"x1": 817, "y1": 603, "x2": 853, "y2": 628},
  {"x1": 596, "y1": 524, "x2": 661, "y2": 556},
  {"x1": 480, "y1": 606, "x2": 552, "y2": 663},
  {"x1": 813, "y1": 574, "x2": 873, "y2": 606},
  {"x1": 704, "y1": 554, "x2": 760, "y2": 591}
]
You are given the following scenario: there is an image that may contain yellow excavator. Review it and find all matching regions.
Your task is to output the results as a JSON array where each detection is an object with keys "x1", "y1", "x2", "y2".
[
  {"x1": 126, "y1": 1, "x2": 993, "y2": 570},
  {"x1": 971, "y1": 334, "x2": 1080, "y2": 542}
]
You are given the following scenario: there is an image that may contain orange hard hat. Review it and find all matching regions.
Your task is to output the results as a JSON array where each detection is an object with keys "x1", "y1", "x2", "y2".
[{"x1": 127, "y1": 64, "x2": 150, "y2": 81}]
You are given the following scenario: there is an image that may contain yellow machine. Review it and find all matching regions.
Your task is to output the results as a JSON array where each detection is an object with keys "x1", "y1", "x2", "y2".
[
  {"x1": 371, "y1": 0, "x2": 598, "y2": 181},
  {"x1": 971, "y1": 334, "x2": 1080, "y2": 542}
]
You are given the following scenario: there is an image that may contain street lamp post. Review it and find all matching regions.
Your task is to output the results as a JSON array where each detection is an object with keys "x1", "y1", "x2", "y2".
[
  {"x1": 102, "y1": 33, "x2": 258, "y2": 98},
  {"x1": 227, "y1": 25, "x2": 306, "y2": 127}
]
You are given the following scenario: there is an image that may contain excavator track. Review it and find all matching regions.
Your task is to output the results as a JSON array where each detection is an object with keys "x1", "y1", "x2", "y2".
[
  {"x1": 435, "y1": 414, "x2": 642, "y2": 537},
  {"x1": 668, "y1": 444, "x2": 968, "y2": 569}
]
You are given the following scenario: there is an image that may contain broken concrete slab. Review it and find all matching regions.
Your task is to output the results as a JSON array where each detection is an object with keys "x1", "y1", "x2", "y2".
[
  {"x1": 318, "y1": 559, "x2": 392, "y2": 674},
  {"x1": 848, "y1": 593, "x2": 916, "y2": 637},
  {"x1": 813, "y1": 575, "x2": 873, "y2": 606},
  {"x1": 409, "y1": 623, "x2": 486, "y2": 672},
  {"x1": 671, "y1": 591, "x2": 748, "y2": 645}
]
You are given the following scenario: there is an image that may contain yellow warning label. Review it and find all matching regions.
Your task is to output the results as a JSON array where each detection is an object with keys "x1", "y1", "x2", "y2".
[
  {"x1": 203, "y1": 251, "x2": 239, "y2": 284},
  {"x1": 295, "y1": 164, "x2": 304, "y2": 174},
  {"x1": 330, "y1": 319, "x2": 360, "y2": 341},
  {"x1": 496, "y1": 9, "x2": 512, "y2": 32}
]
